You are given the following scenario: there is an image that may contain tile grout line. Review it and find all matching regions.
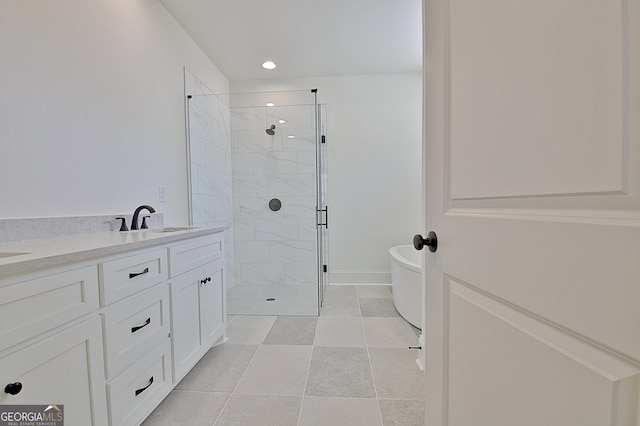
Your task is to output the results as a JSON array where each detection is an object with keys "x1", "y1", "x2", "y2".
[
  {"x1": 357, "y1": 290, "x2": 386, "y2": 426},
  {"x1": 211, "y1": 315, "x2": 240, "y2": 426},
  {"x1": 228, "y1": 317, "x2": 276, "y2": 394},
  {"x1": 296, "y1": 314, "x2": 321, "y2": 426},
  {"x1": 212, "y1": 315, "x2": 275, "y2": 425},
  {"x1": 211, "y1": 393, "x2": 233, "y2": 426}
]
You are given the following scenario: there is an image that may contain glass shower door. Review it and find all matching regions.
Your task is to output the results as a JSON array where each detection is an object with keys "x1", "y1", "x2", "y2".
[
  {"x1": 226, "y1": 89, "x2": 325, "y2": 316},
  {"x1": 316, "y1": 100, "x2": 329, "y2": 309}
]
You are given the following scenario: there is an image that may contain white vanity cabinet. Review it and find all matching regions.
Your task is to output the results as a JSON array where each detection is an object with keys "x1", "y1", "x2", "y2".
[
  {"x1": 99, "y1": 232, "x2": 226, "y2": 424},
  {"x1": 0, "y1": 228, "x2": 226, "y2": 426},
  {"x1": 99, "y1": 248, "x2": 172, "y2": 426},
  {"x1": 169, "y1": 234, "x2": 226, "y2": 383},
  {"x1": 0, "y1": 265, "x2": 109, "y2": 425},
  {"x1": 101, "y1": 285, "x2": 173, "y2": 426}
]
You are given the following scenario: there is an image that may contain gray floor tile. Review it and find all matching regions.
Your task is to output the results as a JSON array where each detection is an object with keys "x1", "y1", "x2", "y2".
[
  {"x1": 234, "y1": 345, "x2": 312, "y2": 396},
  {"x1": 369, "y1": 348, "x2": 425, "y2": 400},
  {"x1": 299, "y1": 397, "x2": 383, "y2": 426},
  {"x1": 305, "y1": 346, "x2": 376, "y2": 398},
  {"x1": 320, "y1": 296, "x2": 361, "y2": 317},
  {"x1": 356, "y1": 285, "x2": 392, "y2": 299},
  {"x1": 263, "y1": 316, "x2": 317, "y2": 345},
  {"x1": 146, "y1": 310, "x2": 425, "y2": 425},
  {"x1": 324, "y1": 285, "x2": 357, "y2": 299},
  {"x1": 226, "y1": 315, "x2": 277, "y2": 344},
  {"x1": 314, "y1": 316, "x2": 366, "y2": 347},
  {"x1": 215, "y1": 394, "x2": 301, "y2": 426},
  {"x1": 142, "y1": 390, "x2": 229, "y2": 425},
  {"x1": 379, "y1": 399, "x2": 425, "y2": 426},
  {"x1": 176, "y1": 344, "x2": 258, "y2": 392},
  {"x1": 359, "y1": 298, "x2": 401, "y2": 317},
  {"x1": 363, "y1": 317, "x2": 420, "y2": 348}
]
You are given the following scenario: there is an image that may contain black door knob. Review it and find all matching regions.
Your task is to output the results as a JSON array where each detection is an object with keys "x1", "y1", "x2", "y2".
[
  {"x1": 4, "y1": 382, "x2": 23, "y2": 395},
  {"x1": 413, "y1": 232, "x2": 438, "y2": 252}
]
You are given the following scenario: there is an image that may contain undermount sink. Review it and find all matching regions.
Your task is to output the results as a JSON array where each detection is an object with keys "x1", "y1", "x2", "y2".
[
  {"x1": 151, "y1": 226, "x2": 199, "y2": 233},
  {"x1": 0, "y1": 252, "x2": 30, "y2": 258}
]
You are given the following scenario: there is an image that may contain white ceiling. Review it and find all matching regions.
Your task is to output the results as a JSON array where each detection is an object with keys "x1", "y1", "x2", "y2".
[{"x1": 158, "y1": 0, "x2": 423, "y2": 81}]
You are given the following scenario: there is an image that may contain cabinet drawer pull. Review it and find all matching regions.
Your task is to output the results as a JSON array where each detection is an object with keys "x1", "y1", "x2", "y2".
[
  {"x1": 135, "y1": 376, "x2": 154, "y2": 396},
  {"x1": 131, "y1": 317, "x2": 151, "y2": 333},
  {"x1": 128, "y1": 268, "x2": 149, "y2": 279},
  {"x1": 4, "y1": 382, "x2": 22, "y2": 395}
]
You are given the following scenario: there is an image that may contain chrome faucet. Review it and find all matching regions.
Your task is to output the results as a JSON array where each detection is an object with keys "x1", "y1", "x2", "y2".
[{"x1": 131, "y1": 205, "x2": 156, "y2": 230}]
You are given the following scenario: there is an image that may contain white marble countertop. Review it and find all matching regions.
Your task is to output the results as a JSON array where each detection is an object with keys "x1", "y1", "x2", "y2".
[{"x1": 0, "y1": 226, "x2": 226, "y2": 278}]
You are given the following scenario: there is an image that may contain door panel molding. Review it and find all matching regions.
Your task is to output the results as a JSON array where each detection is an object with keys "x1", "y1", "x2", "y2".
[
  {"x1": 444, "y1": 275, "x2": 640, "y2": 425},
  {"x1": 443, "y1": 0, "x2": 639, "y2": 210},
  {"x1": 445, "y1": 207, "x2": 640, "y2": 228}
]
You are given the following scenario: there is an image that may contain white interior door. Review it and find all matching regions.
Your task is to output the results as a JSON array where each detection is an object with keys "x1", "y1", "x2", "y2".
[{"x1": 423, "y1": 1, "x2": 640, "y2": 425}]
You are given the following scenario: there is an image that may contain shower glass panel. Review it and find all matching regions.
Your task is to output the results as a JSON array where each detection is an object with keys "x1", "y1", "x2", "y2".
[
  {"x1": 227, "y1": 90, "x2": 327, "y2": 316},
  {"x1": 184, "y1": 69, "x2": 235, "y2": 292}
]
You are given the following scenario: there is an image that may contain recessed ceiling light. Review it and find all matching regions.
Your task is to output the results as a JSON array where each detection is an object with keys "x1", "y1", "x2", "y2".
[
  {"x1": 261, "y1": 61, "x2": 276, "y2": 70},
  {"x1": 287, "y1": 135, "x2": 296, "y2": 139},
  {"x1": 266, "y1": 102, "x2": 275, "y2": 107},
  {"x1": 278, "y1": 119, "x2": 286, "y2": 124}
]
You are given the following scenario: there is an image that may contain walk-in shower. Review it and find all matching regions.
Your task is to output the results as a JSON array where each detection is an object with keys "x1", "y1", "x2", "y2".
[
  {"x1": 227, "y1": 89, "x2": 328, "y2": 316},
  {"x1": 186, "y1": 84, "x2": 328, "y2": 316}
]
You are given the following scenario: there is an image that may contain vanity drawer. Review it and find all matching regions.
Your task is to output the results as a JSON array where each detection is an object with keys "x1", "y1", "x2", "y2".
[
  {"x1": 169, "y1": 233, "x2": 223, "y2": 277},
  {"x1": 102, "y1": 284, "x2": 170, "y2": 378},
  {"x1": 99, "y1": 248, "x2": 168, "y2": 305},
  {"x1": 0, "y1": 265, "x2": 99, "y2": 352},
  {"x1": 107, "y1": 340, "x2": 172, "y2": 426}
]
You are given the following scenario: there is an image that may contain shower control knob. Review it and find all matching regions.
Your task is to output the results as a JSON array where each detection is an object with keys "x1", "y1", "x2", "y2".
[{"x1": 413, "y1": 232, "x2": 438, "y2": 252}]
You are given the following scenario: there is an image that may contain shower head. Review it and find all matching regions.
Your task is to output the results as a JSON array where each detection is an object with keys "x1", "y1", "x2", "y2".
[{"x1": 266, "y1": 124, "x2": 276, "y2": 135}]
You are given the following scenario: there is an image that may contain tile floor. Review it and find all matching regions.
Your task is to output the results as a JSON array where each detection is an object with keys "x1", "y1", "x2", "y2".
[{"x1": 143, "y1": 285, "x2": 425, "y2": 425}]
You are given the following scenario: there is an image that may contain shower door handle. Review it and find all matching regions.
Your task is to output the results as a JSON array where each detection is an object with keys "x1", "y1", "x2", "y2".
[
  {"x1": 317, "y1": 206, "x2": 328, "y2": 229},
  {"x1": 324, "y1": 206, "x2": 328, "y2": 229},
  {"x1": 413, "y1": 232, "x2": 438, "y2": 252}
]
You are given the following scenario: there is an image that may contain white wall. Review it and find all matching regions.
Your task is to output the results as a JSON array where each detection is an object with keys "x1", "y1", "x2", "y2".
[
  {"x1": 232, "y1": 74, "x2": 422, "y2": 283},
  {"x1": 0, "y1": 1, "x2": 229, "y2": 224}
]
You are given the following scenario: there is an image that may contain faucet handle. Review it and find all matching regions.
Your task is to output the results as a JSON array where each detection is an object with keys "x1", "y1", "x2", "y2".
[
  {"x1": 141, "y1": 215, "x2": 151, "y2": 229},
  {"x1": 115, "y1": 217, "x2": 128, "y2": 232}
]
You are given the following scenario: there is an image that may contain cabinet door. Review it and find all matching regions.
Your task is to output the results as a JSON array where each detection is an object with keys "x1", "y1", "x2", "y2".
[
  {"x1": 0, "y1": 317, "x2": 108, "y2": 425},
  {"x1": 169, "y1": 267, "x2": 203, "y2": 383},
  {"x1": 200, "y1": 258, "x2": 225, "y2": 348}
]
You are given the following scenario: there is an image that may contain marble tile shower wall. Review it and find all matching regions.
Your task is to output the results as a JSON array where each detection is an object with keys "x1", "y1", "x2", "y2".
[
  {"x1": 186, "y1": 70, "x2": 235, "y2": 286},
  {"x1": 231, "y1": 105, "x2": 317, "y2": 288}
]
